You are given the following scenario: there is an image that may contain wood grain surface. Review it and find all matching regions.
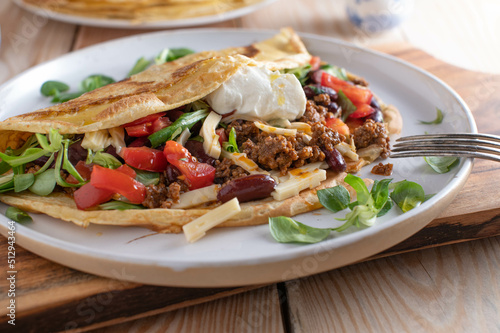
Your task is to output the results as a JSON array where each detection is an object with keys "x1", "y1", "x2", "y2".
[{"x1": 0, "y1": 0, "x2": 499, "y2": 332}]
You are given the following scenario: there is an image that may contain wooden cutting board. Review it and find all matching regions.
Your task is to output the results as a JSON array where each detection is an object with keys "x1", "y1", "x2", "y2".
[{"x1": 1, "y1": 44, "x2": 499, "y2": 333}]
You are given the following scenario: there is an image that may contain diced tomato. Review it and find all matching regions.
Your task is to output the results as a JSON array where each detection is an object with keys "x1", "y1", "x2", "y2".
[
  {"x1": 163, "y1": 141, "x2": 215, "y2": 190},
  {"x1": 345, "y1": 117, "x2": 364, "y2": 132},
  {"x1": 216, "y1": 128, "x2": 228, "y2": 146},
  {"x1": 326, "y1": 117, "x2": 350, "y2": 136},
  {"x1": 309, "y1": 56, "x2": 321, "y2": 71},
  {"x1": 151, "y1": 116, "x2": 172, "y2": 133},
  {"x1": 74, "y1": 183, "x2": 114, "y2": 210},
  {"x1": 128, "y1": 136, "x2": 150, "y2": 147},
  {"x1": 122, "y1": 112, "x2": 166, "y2": 128},
  {"x1": 90, "y1": 165, "x2": 146, "y2": 204},
  {"x1": 121, "y1": 147, "x2": 168, "y2": 172},
  {"x1": 116, "y1": 164, "x2": 137, "y2": 178},
  {"x1": 349, "y1": 104, "x2": 375, "y2": 119},
  {"x1": 124, "y1": 123, "x2": 151, "y2": 137},
  {"x1": 123, "y1": 112, "x2": 170, "y2": 137},
  {"x1": 321, "y1": 71, "x2": 373, "y2": 105}
]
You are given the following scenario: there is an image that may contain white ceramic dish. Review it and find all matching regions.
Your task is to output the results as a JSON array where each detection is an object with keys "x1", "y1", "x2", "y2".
[
  {"x1": 13, "y1": 0, "x2": 277, "y2": 29},
  {"x1": 0, "y1": 29, "x2": 475, "y2": 287}
]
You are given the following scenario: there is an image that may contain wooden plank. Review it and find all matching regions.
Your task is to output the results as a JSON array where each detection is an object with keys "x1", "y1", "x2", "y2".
[
  {"x1": 285, "y1": 236, "x2": 500, "y2": 332},
  {"x1": 0, "y1": 1, "x2": 77, "y2": 83},
  {"x1": 89, "y1": 285, "x2": 285, "y2": 333}
]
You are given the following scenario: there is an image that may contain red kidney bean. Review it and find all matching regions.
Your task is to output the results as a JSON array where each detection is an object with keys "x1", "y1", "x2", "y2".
[
  {"x1": 365, "y1": 109, "x2": 384, "y2": 123},
  {"x1": 217, "y1": 174, "x2": 276, "y2": 203},
  {"x1": 184, "y1": 140, "x2": 216, "y2": 166},
  {"x1": 323, "y1": 148, "x2": 347, "y2": 173},
  {"x1": 165, "y1": 164, "x2": 181, "y2": 183},
  {"x1": 370, "y1": 96, "x2": 381, "y2": 110},
  {"x1": 310, "y1": 70, "x2": 324, "y2": 84}
]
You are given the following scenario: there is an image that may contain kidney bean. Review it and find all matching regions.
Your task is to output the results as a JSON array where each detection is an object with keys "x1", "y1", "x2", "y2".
[
  {"x1": 328, "y1": 101, "x2": 340, "y2": 115},
  {"x1": 370, "y1": 96, "x2": 381, "y2": 110},
  {"x1": 303, "y1": 86, "x2": 316, "y2": 99},
  {"x1": 184, "y1": 140, "x2": 216, "y2": 166},
  {"x1": 67, "y1": 140, "x2": 88, "y2": 165},
  {"x1": 310, "y1": 69, "x2": 324, "y2": 84},
  {"x1": 165, "y1": 164, "x2": 181, "y2": 183},
  {"x1": 165, "y1": 109, "x2": 184, "y2": 122},
  {"x1": 217, "y1": 174, "x2": 276, "y2": 203},
  {"x1": 365, "y1": 109, "x2": 384, "y2": 123},
  {"x1": 323, "y1": 148, "x2": 347, "y2": 173}
]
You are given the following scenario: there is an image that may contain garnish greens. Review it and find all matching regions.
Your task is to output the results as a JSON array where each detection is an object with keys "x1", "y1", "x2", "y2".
[
  {"x1": 5, "y1": 207, "x2": 33, "y2": 224},
  {"x1": 269, "y1": 175, "x2": 426, "y2": 244},
  {"x1": 0, "y1": 129, "x2": 85, "y2": 196},
  {"x1": 423, "y1": 156, "x2": 459, "y2": 174},
  {"x1": 281, "y1": 64, "x2": 312, "y2": 85},
  {"x1": 149, "y1": 109, "x2": 209, "y2": 147},
  {"x1": 320, "y1": 64, "x2": 348, "y2": 81},
  {"x1": 419, "y1": 108, "x2": 444, "y2": 125},
  {"x1": 128, "y1": 48, "x2": 195, "y2": 76},
  {"x1": 338, "y1": 90, "x2": 357, "y2": 121},
  {"x1": 223, "y1": 127, "x2": 239, "y2": 153}
]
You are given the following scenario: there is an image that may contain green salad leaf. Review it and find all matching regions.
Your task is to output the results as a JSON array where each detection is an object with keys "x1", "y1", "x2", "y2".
[
  {"x1": 419, "y1": 108, "x2": 444, "y2": 125},
  {"x1": 424, "y1": 156, "x2": 459, "y2": 173},
  {"x1": 269, "y1": 216, "x2": 331, "y2": 244},
  {"x1": 149, "y1": 109, "x2": 209, "y2": 147},
  {"x1": 390, "y1": 180, "x2": 425, "y2": 212},
  {"x1": 320, "y1": 64, "x2": 348, "y2": 81},
  {"x1": 99, "y1": 201, "x2": 146, "y2": 210},
  {"x1": 5, "y1": 207, "x2": 33, "y2": 224},
  {"x1": 222, "y1": 127, "x2": 239, "y2": 153},
  {"x1": 338, "y1": 91, "x2": 357, "y2": 121}
]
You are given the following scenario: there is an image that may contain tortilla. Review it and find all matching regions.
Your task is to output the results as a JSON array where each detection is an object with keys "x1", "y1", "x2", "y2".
[
  {"x1": 0, "y1": 28, "x2": 402, "y2": 233},
  {"x1": 22, "y1": 0, "x2": 266, "y2": 22}
]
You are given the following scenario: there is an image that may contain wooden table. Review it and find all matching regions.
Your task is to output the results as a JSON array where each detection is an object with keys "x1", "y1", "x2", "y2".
[{"x1": 1, "y1": 0, "x2": 499, "y2": 332}]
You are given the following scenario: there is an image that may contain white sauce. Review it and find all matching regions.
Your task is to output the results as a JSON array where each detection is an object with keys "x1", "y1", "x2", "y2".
[{"x1": 205, "y1": 65, "x2": 306, "y2": 123}]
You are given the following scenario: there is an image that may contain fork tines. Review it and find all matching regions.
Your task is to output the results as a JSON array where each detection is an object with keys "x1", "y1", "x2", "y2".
[{"x1": 390, "y1": 133, "x2": 500, "y2": 162}]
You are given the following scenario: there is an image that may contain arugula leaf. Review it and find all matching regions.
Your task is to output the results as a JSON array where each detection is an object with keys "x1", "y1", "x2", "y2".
[
  {"x1": 317, "y1": 186, "x2": 350, "y2": 212},
  {"x1": 5, "y1": 207, "x2": 33, "y2": 224},
  {"x1": 222, "y1": 127, "x2": 239, "y2": 153},
  {"x1": 338, "y1": 90, "x2": 357, "y2": 121},
  {"x1": 419, "y1": 108, "x2": 444, "y2": 125},
  {"x1": 149, "y1": 109, "x2": 209, "y2": 147},
  {"x1": 424, "y1": 156, "x2": 459, "y2": 173},
  {"x1": 41, "y1": 81, "x2": 69, "y2": 97},
  {"x1": 320, "y1": 64, "x2": 348, "y2": 81},
  {"x1": 128, "y1": 57, "x2": 151, "y2": 77},
  {"x1": 99, "y1": 201, "x2": 145, "y2": 210},
  {"x1": 269, "y1": 216, "x2": 331, "y2": 244},
  {"x1": 390, "y1": 180, "x2": 425, "y2": 212},
  {"x1": 29, "y1": 169, "x2": 57, "y2": 196}
]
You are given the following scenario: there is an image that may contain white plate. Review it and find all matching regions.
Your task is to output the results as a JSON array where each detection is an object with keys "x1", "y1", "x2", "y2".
[
  {"x1": 0, "y1": 29, "x2": 475, "y2": 287},
  {"x1": 14, "y1": 0, "x2": 277, "y2": 29}
]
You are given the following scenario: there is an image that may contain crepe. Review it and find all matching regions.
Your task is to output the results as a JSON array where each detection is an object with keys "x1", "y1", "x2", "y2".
[
  {"x1": 0, "y1": 28, "x2": 402, "y2": 233},
  {"x1": 22, "y1": 0, "x2": 266, "y2": 22}
]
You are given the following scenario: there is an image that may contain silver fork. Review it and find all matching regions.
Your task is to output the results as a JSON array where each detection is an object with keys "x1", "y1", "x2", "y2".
[{"x1": 390, "y1": 133, "x2": 500, "y2": 162}]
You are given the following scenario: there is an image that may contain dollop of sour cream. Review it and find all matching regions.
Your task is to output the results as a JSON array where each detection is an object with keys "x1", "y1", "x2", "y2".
[{"x1": 205, "y1": 65, "x2": 306, "y2": 123}]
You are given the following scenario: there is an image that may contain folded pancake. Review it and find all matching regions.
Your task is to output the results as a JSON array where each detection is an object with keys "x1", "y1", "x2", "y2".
[
  {"x1": 21, "y1": 0, "x2": 266, "y2": 22},
  {"x1": 0, "y1": 28, "x2": 401, "y2": 233}
]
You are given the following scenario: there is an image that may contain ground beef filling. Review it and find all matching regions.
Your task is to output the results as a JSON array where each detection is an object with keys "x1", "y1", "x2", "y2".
[
  {"x1": 230, "y1": 120, "x2": 341, "y2": 175},
  {"x1": 353, "y1": 119, "x2": 391, "y2": 158},
  {"x1": 214, "y1": 158, "x2": 249, "y2": 185},
  {"x1": 142, "y1": 174, "x2": 189, "y2": 209},
  {"x1": 299, "y1": 94, "x2": 336, "y2": 123}
]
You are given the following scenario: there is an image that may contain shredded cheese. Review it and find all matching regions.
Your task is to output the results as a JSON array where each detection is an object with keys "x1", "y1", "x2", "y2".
[
  {"x1": 81, "y1": 130, "x2": 111, "y2": 151},
  {"x1": 108, "y1": 127, "x2": 126, "y2": 153},
  {"x1": 254, "y1": 121, "x2": 297, "y2": 136},
  {"x1": 171, "y1": 184, "x2": 220, "y2": 209},
  {"x1": 221, "y1": 150, "x2": 269, "y2": 175},
  {"x1": 201, "y1": 111, "x2": 222, "y2": 159},
  {"x1": 183, "y1": 197, "x2": 241, "y2": 243},
  {"x1": 272, "y1": 168, "x2": 327, "y2": 201},
  {"x1": 289, "y1": 122, "x2": 312, "y2": 134},
  {"x1": 176, "y1": 128, "x2": 191, "y2": 146},
  {"x1": 335, "y1": 142, "x2": 359, "y2": 161}
]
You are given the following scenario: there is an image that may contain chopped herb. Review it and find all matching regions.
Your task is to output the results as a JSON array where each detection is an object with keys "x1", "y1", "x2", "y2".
[
  {"x1": 320, "y1": 64, "x2": 348, "y2": 81},
  {"x1": 424, "y1": 156, "x2": 459, "y2": 173},
  {"x1": 338, "y1": 90, "x2": 357, "y2": 121},
  {"x1": 420, "y1": 108, "x2": 444, "y2": 125},
  {"x1": 5, "y1": 207, "x2": 33, "y2": 224},
  {"x1": 222, "y1": 127, "x2": 239, "y2": 153}
]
